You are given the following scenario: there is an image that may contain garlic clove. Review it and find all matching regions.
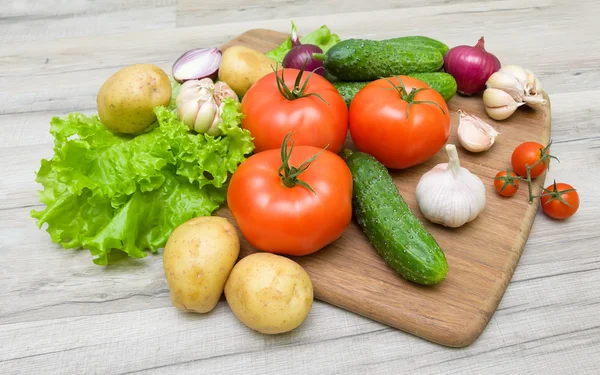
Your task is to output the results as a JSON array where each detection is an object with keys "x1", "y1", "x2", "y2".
[
  {"x1": 499, "y1": 65, "x2": 529, "y2": 88},
  {"x1": 486, "y1": 71, "x2": 525, "y2": 102},
  {"x1": 177, "y1": 99, "x2": 201, "y2": 130},
  {"x1": 523, "y1": 92, "x2": 548, "y2": 109},
  {"x1": 457, "y1": 109, "x2": 500, "y2": 152},
  {"x1": 524, "y1": 68, "x2": 537, "y2": 93},
  {"x1": 532, "y1": 77, "x2": 543, "y2": 95},
  {"x1": 483, "y1": 88, "x2": 525, "y2": 120},
  {"x1": 193, "y1": 97, "x2": 218, "y2": 133},
  {"x1": 206, "y1": 102, "x2": 224, "y2": 136},
  {"x1": 213, "y1": 81, "x2": 238, "y2": 105}
]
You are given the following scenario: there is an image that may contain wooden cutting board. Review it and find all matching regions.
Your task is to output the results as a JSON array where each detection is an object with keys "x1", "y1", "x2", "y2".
[{"x1": 216, "y1": 29, "x2": 552, "y2": 347}]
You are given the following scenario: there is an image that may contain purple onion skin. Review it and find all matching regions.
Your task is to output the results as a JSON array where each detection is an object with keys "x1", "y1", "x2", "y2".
[
  {"x1": 283, "y1": 44, "x2": 325, "y2": 76},
  {"x1": 443, "y1": 37, "x2": 501, "y2": 96}
]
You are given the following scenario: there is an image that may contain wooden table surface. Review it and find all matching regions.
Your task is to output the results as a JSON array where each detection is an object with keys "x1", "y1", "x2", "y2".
[{"x1": 1, "y1": 1, "x2": 599, "y2": 374}]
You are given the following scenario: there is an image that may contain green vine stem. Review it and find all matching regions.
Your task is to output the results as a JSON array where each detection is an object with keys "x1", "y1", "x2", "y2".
[
  {"x1": 272, "y1": 60, "x2": 328, "y2": 104},
  {"x1": 523, "y1": 141, "x2": 559, "y2": 203},
  {"x1": 382, "y1": 76, "x2": 446, "y2": 119},
  {"x1": 278, "y1": 132, "x2": 328, "y2": 194}
]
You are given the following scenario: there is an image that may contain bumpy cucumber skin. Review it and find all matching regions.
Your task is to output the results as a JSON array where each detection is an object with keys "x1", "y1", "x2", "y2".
[
  {"x1": 386, "y1": 36, "x2": 449, "y2": 56},
  {"x1": 345, "y1": 150, "x2": 448, "y2": 285},
  {"x1": 333, "y1": 81, "x2": 369, "y2": 106},
  {"x1": 324, "y1": 39, "x2": 444, "y2": 81},
  {"x1": 333, "y1": 72, "x2": 457, "y2": 106},
  {"x1": 408, "y1": 72, "x2": 457, "y2": 102}
]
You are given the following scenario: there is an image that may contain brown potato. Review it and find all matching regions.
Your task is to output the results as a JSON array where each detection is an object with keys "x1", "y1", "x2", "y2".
[
  {"x1": 163, "y1": 216, "x2": 240, "y2": 314},
  {"x1": 218, "y1": 46, "x2": 279, "y2": 97},
  {"x1": 224, "y1": 252, "x2": 313, "y2": 334},
  {"x1": 97, "y1": 64, "x2": 171, "y2": 134}
]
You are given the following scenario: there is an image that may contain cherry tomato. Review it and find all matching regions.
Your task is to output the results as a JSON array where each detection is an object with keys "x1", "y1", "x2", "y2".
[
  {"x1": 227, "y1": 133, "x2": 353, "y2": 256},
  {"x1": 511, "y1": 142, "x2": 555, "y2": 178},
  {"x1": 349, "y1": 76, "x2": 451, "y2": 169},
  {"x1": 494, "y1": 169, "x2": 520, "y2": 197},
  {"x1": 241, "y1": 68, "x2": 348, "y2": 154},
  {"x1": 540, "y1": 181, "x2": 579, "y2": 220}
]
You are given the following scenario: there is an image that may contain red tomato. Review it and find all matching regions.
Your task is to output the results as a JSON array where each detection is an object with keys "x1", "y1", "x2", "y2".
[
  {"x1": 227, "y1": 134, "x2": 353, "y2": 256},
  {"x1": 511, "y1": 142, "x2": 554, "y2": 178},
  {"x1": 494, "y1": 170, "x2": 520, "y2": 197},
  {"x1": 241, "y1": 68, "x2": 348, "y2": 154},
  {"x1": 540, "y1": 181, "x2": 579, "y2": 220},
  {"x1": 348, "y1": 76, "x2": 451, "y2": 169}
]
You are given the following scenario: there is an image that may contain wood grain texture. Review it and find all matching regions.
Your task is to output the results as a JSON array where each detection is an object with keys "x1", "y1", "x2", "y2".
[
  {"x1": 215, "y1": 29, "x2": 551, "y2": 347},
  {"x1": 1, "y1": 0, "x2": 600, "y2": 373}
]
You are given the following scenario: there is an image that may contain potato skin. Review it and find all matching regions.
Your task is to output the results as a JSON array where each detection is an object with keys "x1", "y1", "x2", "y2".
[
  {"x1": 218, "y1": 46, "x2": 278, "y2": 97},
  {"x1": 163, "y1": 216, "x2": 240, "y2": 314},
  {"x1": 224, "y1": 252, "x2": 313, "y2": 334},
  {"x1": 97, "y1": 64, "x2": 171, "y2": 134}
]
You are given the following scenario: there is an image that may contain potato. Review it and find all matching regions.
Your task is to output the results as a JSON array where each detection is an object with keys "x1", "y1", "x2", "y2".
[
  {"x1": 163, "y1": 216, "x2": 240, "y2": 314},
  {"x1": 218, "y1": 45, "x2": 278, "y2": 97},
  {"x1": 97, "y1": 63, "x2": 171, "y2": 134},
  {"x1": 224, "y1": 252, "x2": 313, "y2": 334}
]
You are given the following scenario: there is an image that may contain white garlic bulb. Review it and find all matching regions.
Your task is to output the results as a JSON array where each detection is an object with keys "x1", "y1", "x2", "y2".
[
  {"x1": 175, "y1": 78, "x2": 238, "y2": 135},
  {"x1": 456, "y1": 109, "x2": 500, "y2": 152},
  {"x1": 415, "y1": 144, "x2": 486, "y2": 228}
]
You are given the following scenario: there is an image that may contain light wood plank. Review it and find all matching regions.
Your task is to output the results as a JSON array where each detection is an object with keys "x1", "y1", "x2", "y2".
[{"x1": 0, "y1": 0, "x2": 176, "y2": 44}]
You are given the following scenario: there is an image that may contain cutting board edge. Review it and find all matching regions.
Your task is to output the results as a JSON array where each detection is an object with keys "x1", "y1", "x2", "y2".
[{"x1": 218, "y1": 29, "x2": 553, "y2": 348}]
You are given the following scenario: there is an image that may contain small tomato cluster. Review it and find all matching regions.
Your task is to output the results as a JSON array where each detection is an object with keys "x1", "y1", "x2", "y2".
[{"x1": 493, "y1": 141, "x2": 579, "y2": 220}]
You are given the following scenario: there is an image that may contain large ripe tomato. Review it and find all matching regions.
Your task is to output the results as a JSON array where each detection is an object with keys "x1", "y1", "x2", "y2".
[
  {"x1": 540, "y1": 181, "x2": 579, "y2": 220},
  {"x1": 348, "y1": 76, "x2": 451, "y2": 169},
  {"x1": 511, "y1": 141, "x2": 555, "y2": 178},
  {"x1": 227, "y1": 133, "x2": 353, "y2": 256},
  {"x1": 241, "y1": 68, "x2": 348, "y2": 154}
]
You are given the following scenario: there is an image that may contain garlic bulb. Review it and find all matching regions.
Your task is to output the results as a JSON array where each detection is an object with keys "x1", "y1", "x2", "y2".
[
  {"x1": 483, "y1": 65, "x2": 547, "y2": 120},
  {"x1": 175, "y1": 78, "x2": 238, "y2": 135},
  {"x1": 415, "y1": 144, "x2": 486, "y2": 228},
  {"x1": 457, "y1": 109, "x2": 500, "y2": 152}
]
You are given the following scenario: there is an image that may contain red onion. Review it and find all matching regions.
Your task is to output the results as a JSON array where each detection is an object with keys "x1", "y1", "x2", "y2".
[
  {"x1": 172, "y1": 47, "x2": 222, "y2": 83},
  {"x1": 282, "y1": 22, "x2": 325, "y2": 76},
  {"x1": 444, "y1": 37, "x2": 501, "y2": 96}
]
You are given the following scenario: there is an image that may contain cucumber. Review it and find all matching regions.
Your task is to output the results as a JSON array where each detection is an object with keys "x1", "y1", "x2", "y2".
[
  {"x1": 408, "y1": 72, "x2": 457, "y2": 102},
  {"x1": 344, "y1": 150, "x2": 448, "y2": 285},
  {"x1": 333, "y1": 72, "x2": 457, "y2": 107},
  {"x1": 332, "y1": 81, "x2": 368, "y2": 106},
  {"x1": 318, "y1": 39, "x2": 444, "y2": 81},
  {"x1": 386, "y1": 36, "x2": 449, "y2": 57}
]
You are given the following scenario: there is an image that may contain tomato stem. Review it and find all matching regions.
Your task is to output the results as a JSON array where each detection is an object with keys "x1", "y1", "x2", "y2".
[
  {"x1": 522, "y1": 140, "x2": 559, "y2": 203},
  {"x1": 494, "y1": 168, "x2": 519, "y2": 193},
  {"x1": 278, "y1": 132, "x2": 328, "y2": 194},
  {"x1": 272, "y1": 61, "x2": 328, "y2": 104},
  {"x1": 533, "y1": 180, "x2": 576, "y2": 208},
  {"x1": 382, "y1": 76, "x2": 446, "y2": 119}
]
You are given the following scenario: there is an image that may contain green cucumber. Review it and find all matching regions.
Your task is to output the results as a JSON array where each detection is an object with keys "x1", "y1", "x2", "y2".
[
  {"x1": 344, "y1": 150, "x2": 448, "y2": 285},
  {"x1": 333, "y1": 72, "x2": 457, "y2": 107},
  {"x1": 386, "y1": 36, "x2": 449, "y2": 56},
  {"x1": 332, "y1": 81, "x2": 369, "y2": 106},
  {"x1": 317, "y1": 39, "x2": 444, "y2": 81},
  {"x1": 408, "y1": 72, "x2": 457, "y2": 102}
]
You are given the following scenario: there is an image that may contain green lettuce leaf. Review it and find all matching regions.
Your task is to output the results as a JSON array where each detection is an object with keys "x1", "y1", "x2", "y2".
[
  {"x1": 32, "y1": 99, "x2": 253, "y2": 265},
  {"x1": 266, "y1": 23, "x2": 341, "y2": 63}
]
